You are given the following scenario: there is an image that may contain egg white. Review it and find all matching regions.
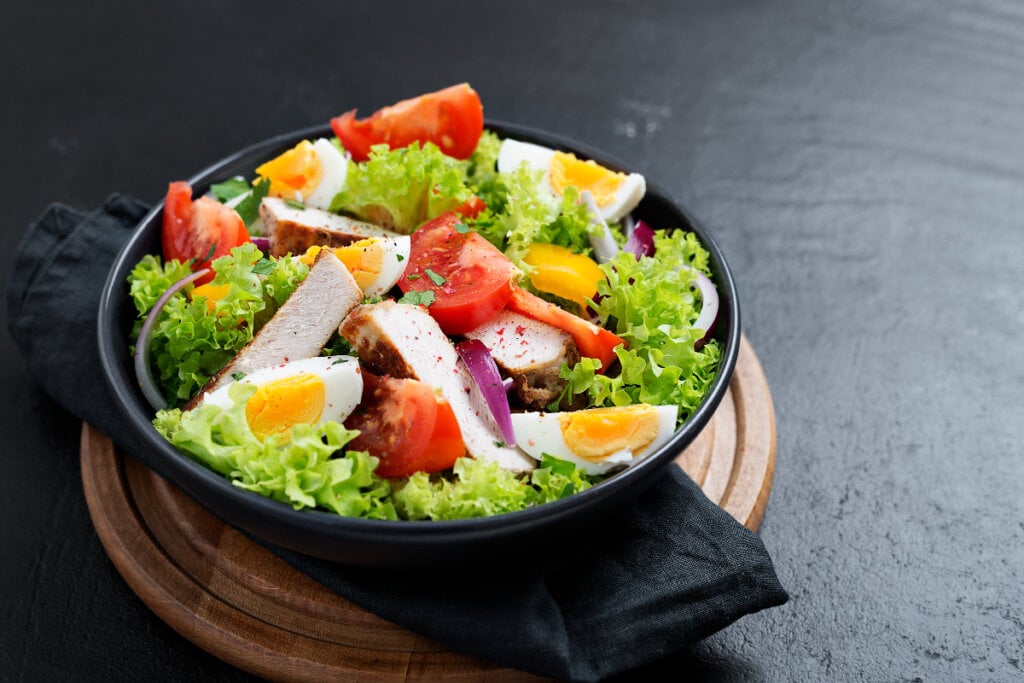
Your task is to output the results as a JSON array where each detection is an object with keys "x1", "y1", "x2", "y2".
[
  {"x1": 510, "y1": 405, "x2": 678, "y2": 475},
  {"x1": 303, "y1": 138, "x2": 349, "y2": 211},
  {"x1": 360, "y1": 236, "x2": 411, "y2": 296},
  {"x1": 200, "y1": 355, "x2": 363, "y2": 431},
  {"x1": 496, "y1": 138, "x2": 646, "y2": 223}
]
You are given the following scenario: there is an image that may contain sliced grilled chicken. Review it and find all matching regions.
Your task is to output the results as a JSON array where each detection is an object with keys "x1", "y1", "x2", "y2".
[
  {"x1": 186, "y1": 250, "x2": 361, "y2": 408},
  {"x1": 464, "y1": 310, "x2": 579, "y2": 410},
  {"x1": 340, "y1": 301, "x2": 535, "y2": 473},
  {"x1": 261, "y1": 197, "x2": 403, "y2": 257}
]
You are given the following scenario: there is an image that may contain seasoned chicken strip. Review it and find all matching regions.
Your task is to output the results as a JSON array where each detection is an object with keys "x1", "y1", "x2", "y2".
[
  {"x1": 186, "y1": 250, "x2": 361, "y2": 408},
  {"x1": 340, "y1": 301, "x2": 535, "y2": 473},
  {"x1": 261, "y1": 197, "x2": 403, "y2": 257},
  {"x1": 464, "y1": 310, "x2": 579, "y2": 410}
]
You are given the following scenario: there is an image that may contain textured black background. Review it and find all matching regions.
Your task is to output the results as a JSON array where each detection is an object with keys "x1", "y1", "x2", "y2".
[{"x1": 3, "y1": 1, "x2": 1023, "y2": 680}]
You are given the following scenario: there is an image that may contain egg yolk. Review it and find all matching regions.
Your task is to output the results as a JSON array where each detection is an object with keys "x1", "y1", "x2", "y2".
[
  {"x1": 244, "y1": 373, "x2": 325, "y2": 442},
  {"x1": 548, "y1": 152, "x2": 626, "y2": 208},
  {"x1": 255, "y1": 140, "x2": 324, "y2": 201},
  {"x1": 300, "y1": 240, "x2": 383, "y2": 293},
  {"x1": 558, "y1": 405, "x2": 659, "y2": 462},
  {"x1": 329, "y1": 239, "x2": 384, "y2": 292}
]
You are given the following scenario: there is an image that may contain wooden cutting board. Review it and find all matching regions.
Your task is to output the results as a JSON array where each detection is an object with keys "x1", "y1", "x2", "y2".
[{"x1": 80, "y1": 336, "x2": 776, "y2": 682}]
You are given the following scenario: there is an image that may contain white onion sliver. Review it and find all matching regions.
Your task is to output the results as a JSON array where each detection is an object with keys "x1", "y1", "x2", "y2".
[
  {"x1": 134, "y1": 269, "x2": 210, "y2": 410},
  {"x1": 580, "y1": 190, "x2": 620, "y2": 263},
  {"x1": 683, "y1": 266, "x2": 720, "y2": 349},
  {"x1": 455, "y1": 339, "x2": 516, "y2": 446}
]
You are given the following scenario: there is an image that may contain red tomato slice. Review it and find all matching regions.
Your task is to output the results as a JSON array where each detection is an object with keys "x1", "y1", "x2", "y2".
[
  {"x1": 506, "y1": 287, "x2": 626, "y2": 373},
  {"x1": 344, "y1": 374, "x2": 464, "y2": 478},
  {"x1": 397, "y1": 212, "x2": 516, "y2": 335},
  {"x1": 330, "y1": 83, "x2": 484, "y2": 161},
  {"x1": 454, "y1": 195, "x2": 487, "y2": 219},
  {"x1": 160, "y1": 182, "x2": 251, "y2": 285}
]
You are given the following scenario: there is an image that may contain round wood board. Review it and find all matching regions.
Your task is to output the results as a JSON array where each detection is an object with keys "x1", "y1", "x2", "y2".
[{"x1": 80, "y1": 336, "x2": 776, "y2": 682}]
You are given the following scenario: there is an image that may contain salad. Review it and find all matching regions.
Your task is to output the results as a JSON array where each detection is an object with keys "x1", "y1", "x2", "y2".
[{"x1": 128, "y1": 83, "x2": 723, "y2": 521}]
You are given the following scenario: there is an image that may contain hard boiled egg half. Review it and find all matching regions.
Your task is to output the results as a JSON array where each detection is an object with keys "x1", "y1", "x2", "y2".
[
  {"x1": 497, "y1": 138, "x2": 646, "y2": 223},
  {"x1": 510, "y1": 404, "x2": 678, "y2": 475},
  {"x1": 200, "y1": 356, "x2": 363, "y2": 442},
  {"x1": 299, "y1": 236, "x2": 410, "y2": 297},
  {"x1": 254, "y1": 138, "x2": 349, "y2": 211}
]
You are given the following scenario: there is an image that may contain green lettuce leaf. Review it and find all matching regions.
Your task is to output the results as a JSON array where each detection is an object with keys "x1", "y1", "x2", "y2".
[
  {"x1": 329, "y1": 142, "x2": 475, "y2": 233},
  {"x1": 393, "y1": 457, "x2": 530, "y2": 520},
  {"x1": 530, "y1": 454, "x2": 595, "y2": 504},
  {"x1": 474, "y1": 163, "x2": 601, "y2": 270},
  {"x1": 154, "y1": 383, "x2": 396, "y2": 519},
  {"x1": 128, "y1": 243, "x2": 309, "y2": 405},
  {"x1": 392, "y1": 454, "x2": 598, "y2": 520},
  {"x1": 559, "y1": 230, "x2": 723, "y2": 422}
]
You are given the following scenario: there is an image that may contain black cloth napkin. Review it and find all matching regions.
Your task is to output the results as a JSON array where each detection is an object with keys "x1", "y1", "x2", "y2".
[{"x1": 8, "y1": 195, "x2": 788, "y2": 682}]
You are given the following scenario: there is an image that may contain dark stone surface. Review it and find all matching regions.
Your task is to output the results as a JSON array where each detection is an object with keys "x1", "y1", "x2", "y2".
[{"x1": 2, "y1": 0, "x2": 1022, "y2": 679}]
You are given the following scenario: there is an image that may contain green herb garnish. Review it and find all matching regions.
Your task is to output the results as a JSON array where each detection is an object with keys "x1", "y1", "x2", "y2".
[
  {"x1": 251, "y1": 257, "x2": 276, "y2": 276},
  {"x1": 398, "y1": 290, "x2": 435, "y2": 307}
]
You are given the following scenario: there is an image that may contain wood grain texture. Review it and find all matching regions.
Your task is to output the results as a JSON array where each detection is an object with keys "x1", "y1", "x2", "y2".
[{"x1": 80, "y1": 337, "x2": 774, "y2": 681}]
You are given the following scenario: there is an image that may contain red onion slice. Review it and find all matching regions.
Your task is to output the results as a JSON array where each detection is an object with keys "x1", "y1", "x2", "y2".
[
  {"x1": 683, "y1": 266, "x2": 719, "y2": 350},
  {"x1": 624, "y1": 220, "x2": 656, "y2": 259},
  {"x1": 134, "y1": 268, "x2": 210, "y2": 410},
  {"x1": 252, "y1": 237, "x2": 271, "y2": 254},
  {"x1": 455, "y1": 339, "x2": 516, "y2": 446}
]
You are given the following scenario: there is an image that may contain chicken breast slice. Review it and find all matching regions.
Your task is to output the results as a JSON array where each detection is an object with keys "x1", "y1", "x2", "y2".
[
  {"x1": 186, "y1": 250, "x2": 362, "y2": 407},
  {"x1": 463, "y1": 310, "x2": 579, "y2": 411},
  {"x1": 340, "y1": 301, "x2": 535, "y2": 473},
  {"x1": 261, "y1": 197, "x2": 403, "y2": 258}
]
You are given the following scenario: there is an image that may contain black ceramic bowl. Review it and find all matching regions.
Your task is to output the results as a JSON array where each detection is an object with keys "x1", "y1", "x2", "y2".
[{"x1": 97, "y1": 121, "x2": 740, "y2": 569}]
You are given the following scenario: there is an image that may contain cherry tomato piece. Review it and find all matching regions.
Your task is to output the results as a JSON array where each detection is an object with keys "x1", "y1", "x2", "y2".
[
  {"x1": 159, "y1": 180, "x2": 249, "y2": 284},
  {"x1": 160, "y1": 182, "x2": 251, "y2": 285},
  {"x1": 398, "y1": 212, "x2": 517, "y2": 335},
  {"x1": 331, "y1": 83, "x2": 484, "y2": 161},
  {"x1": 344, "y1": 374, "x2": 464, "y2": 478}
]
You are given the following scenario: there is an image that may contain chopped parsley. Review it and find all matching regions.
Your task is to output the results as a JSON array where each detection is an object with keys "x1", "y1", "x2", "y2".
[
  {"x1": 398, "y1": 290, "x2": 435, "y2": 307},
  {"x1": 285, "y1": 199, "x2": 306, "y2": 211},
  {"x1": 424, "y1": 268, "x2": 446, "y2": 286},
  {"x1": 251, "y1": 258, "x2": 276, "y2": 276},
  {"x1": 209, "y1": 178, "x2": 250, "y2": 203},
  {"x1": 233, "y1": 178, "x2": 271, "y2": 227}
]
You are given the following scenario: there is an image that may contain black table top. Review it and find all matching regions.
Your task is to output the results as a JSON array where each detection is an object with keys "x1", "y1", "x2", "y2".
[{"x1": 3, "y1": 1, "x2": 1022, "y2": 680}]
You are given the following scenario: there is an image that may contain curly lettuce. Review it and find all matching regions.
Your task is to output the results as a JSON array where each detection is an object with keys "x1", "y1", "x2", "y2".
[
  {"x1": 472, "y1": 164, "x2": 600, "y2": 268},
  {"x1": 128, "y1": 242, "x2": 309, "y2": 406},
  {"x1": 154, "y1": 383, "x2": 397, "y2": 519},
  {"x1": 329, "y1": 142, "x2": 476, "y2": 233},
  {"x1": 559, "y1": 231, "x2": 722, "y2": 421},
  {"x1": 393, "y1": 455, "x2": 596, "y2": 520},
  {"x1": 154, "y1": 384, "x2": 597, "y2": 521}
]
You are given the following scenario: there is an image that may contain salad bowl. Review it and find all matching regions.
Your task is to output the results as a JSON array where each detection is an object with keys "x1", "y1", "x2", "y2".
[{"x1": 97, "y1": 120, "x2": 740, "y2": 568}]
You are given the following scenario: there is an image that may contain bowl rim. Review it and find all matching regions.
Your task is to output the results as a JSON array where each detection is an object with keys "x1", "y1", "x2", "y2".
[{"x1": 97, "y1": 119, "x2": 740, "y2": 545}]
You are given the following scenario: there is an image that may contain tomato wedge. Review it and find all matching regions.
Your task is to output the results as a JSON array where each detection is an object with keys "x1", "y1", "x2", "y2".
[
  {"x1": 506, "y1": 287, "x2": 626, "y2": 373},
  {"x1": 398, "y1": 212, "x2": 517, "y2": 335},
  {"x1": 344, "y1": 373, "x2": 464, "y2": 478},
  {"x1": 330, "y1": 83, "x2": 484, "y2": 161},
  {"x1": 161, "y1": 181, "x2": 250, "y2": 285}
]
